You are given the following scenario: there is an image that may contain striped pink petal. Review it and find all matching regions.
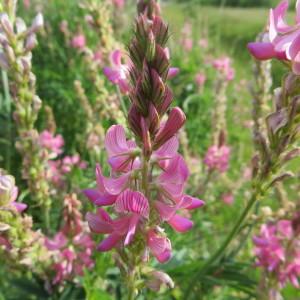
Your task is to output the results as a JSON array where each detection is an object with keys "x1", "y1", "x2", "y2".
[
  {"x1": 115, "y1": 189, "x2": 149, "y2": 218},
  {"x1": 154, "y1": 136, "x2": 179, "y2": 161}
]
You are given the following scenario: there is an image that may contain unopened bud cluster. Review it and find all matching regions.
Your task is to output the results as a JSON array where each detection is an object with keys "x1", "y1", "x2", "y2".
[{"x1": 0, "y1": 9, "x2": 51, "y2": 212}]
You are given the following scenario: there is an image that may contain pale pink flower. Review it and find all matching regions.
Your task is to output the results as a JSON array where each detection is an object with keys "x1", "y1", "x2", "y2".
[
  {"x1": 93, "y1": 50, "x2": 102, "y2": 63},
  {"x1": 112, "y1": 0, "x2": 125, "y2": 9},
  {"x1": 195, "y1": 72, "x2": 206, "y2": 88},
  {"x1": 253, "y1": 220, "x2": 300, "y2": 289},
  {"x1": 222, "y1": 193, "x2": 234, "y2": 205},
  {"x1": 182, "y1": 38, "x2": 193, "y2": 52},
  {"x1": 203, "y1": 145, "x2": 231, "y2": 173},
  {"x1": 212, "y1": 57, "x2": 235, "y2": 81},
  {"x1": 46, "y1": 231, "x2": 94, "y2": 285},
  {"x1": 39, "y1": 130, "x2": 64, "y2": 157},
  {"x1": 71, "y1": 34, "x2": 86, "y2": 49},
  {"x1": 103, "y1": 50, "x2": 130, "y2": 94}
]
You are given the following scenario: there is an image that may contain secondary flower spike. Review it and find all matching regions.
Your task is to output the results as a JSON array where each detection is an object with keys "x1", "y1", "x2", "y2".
[
  {"x1": 248, "y1": 0, "x2": 300, "y2": 74},
  {"x1": 85, "y1": 1, "x2": 205, "y2": 296}
]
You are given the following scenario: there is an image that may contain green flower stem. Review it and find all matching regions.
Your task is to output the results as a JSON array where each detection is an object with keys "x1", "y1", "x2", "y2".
[{"x1": 185, "y1": 188, "x2": 262, "y2": 299}]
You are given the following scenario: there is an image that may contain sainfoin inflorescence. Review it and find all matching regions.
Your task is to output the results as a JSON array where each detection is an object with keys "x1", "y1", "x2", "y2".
[{"x1": 84, "y1": 0, "x2": 204, "y2": 295}]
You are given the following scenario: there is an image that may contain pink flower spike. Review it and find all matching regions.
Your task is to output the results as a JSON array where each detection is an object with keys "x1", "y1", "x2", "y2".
[
  {"x1": 45, "y1": 232, "x2": 67, "y2": 250},
  {"x1": 154, "y1": 107, "x2": 186, "y2": 149},
  {"x1": 103, "y1": 50, "x2": 130, "y2": 94},
  {"x1": 147, "y1": 230, "x2": 172, "y2": 263}
]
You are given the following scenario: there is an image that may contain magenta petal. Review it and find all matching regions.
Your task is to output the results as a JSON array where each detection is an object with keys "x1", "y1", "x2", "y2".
[
  {"x1": 183, "y1": 195, "x2": 205, "y2": 210},
  {"x1": 168, "y1": 214, "x2": 193, "y2": 232},
  {"x1": 13, "y1": 202, "x2": 27, "y2": 213},
  {"x1": 167, "y1": 67, "x2": 179, "y2": 79},
  {"x1": 154, "y1": 136, "x2": 179, "y2": 160},
  {"x1": 45, "y1": 232, "x2": 67, "y2": 250},
  {"x1": 247, "y1": 42, "x2": 277, "y2": 60},
  {"x1": 111, "y1": 50, "x2": 122, "y2": 66},
  {"x1": 86, "y1": 212, "x2": 114, "y2": 234},
  {"x1": 124, "y1": 214, "x2": 139, "y2": 246},
  {"x1": 97, "y1": 233, "x2": 121, "y2": 252},
  {"x1": 103, "y1": 67, "x2": 120, "y2": 83},
  {"x1": 157, "y1": 248, "x2": 172, "y2": 263}
]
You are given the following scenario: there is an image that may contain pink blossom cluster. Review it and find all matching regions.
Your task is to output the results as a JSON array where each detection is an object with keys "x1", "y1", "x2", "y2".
[
  {"x1": 253, "y1": 220, "x2": 300, "y2": 288},
  {"x1": 46, "y1": 232, "x2": 94, "y2": 284},
  {"x1": 45, "y1": 195, "x2": 94, "y2": 285},
  {"x1": 112, "y1": 0, "x2": 125, "y2": 9},
  {"x1": 39, "y1": 130, "x2": 64, "y2": 158},
  {"x1": 84, "y1": 124, "x2": 204, "y2": 263},
  {"x1": 195, "y1": 72, "x2": 206, "y2": 88},
  {"x1": 203, "y1": 145, "x2": 231, "y2": 173},
  {"x1": 212, "y1": 57, "x2": 235, "y2": 81},
  {"x1": 39, "y1": 130, "x2": 87, "y2": 186},
  {"x1": 71, "y1": 34, "x2": 86, "y2": 50},
  {"x1": 48, "y1": 155, "x2": 87, "y2": 186},
  {"x1": 181, "y1": 22, "x2": 193, "y2": 52},
  {"x1": 103, "y1": 49, "x2": 179, "y2": 95},
  {"x1": 248, "y1": 0, "x2": 300, "y2": 74}
]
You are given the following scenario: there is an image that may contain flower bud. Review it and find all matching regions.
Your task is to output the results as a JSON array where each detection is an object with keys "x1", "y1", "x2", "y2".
[
  {"x1": 30, "y1": 13, "x2": 44, "y2": 33},
  {"x1": 146, "y1": 270, "x2": 174, "y2": 292},
  {"x1": 0, "y1": 13, "x2": 13, "y2": 37},
  {"x1": 25, "y1": 33, "x2": 37, "y2": 52},
  {"x1": 32, "y1": 95, "x2": 42, "y2": 112},
  {"x1": 15, "y1": 17, "x2": 27, "y2": 34},
  {"x1": 153, "y1": 107, "x2": 186, "y2": 149},
  {"x1": 0, "y1": 53, "x2": 9, "y2": 70},
  {"x1": 145, "y1": 30, "x2": 156, "y2": 61}
]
